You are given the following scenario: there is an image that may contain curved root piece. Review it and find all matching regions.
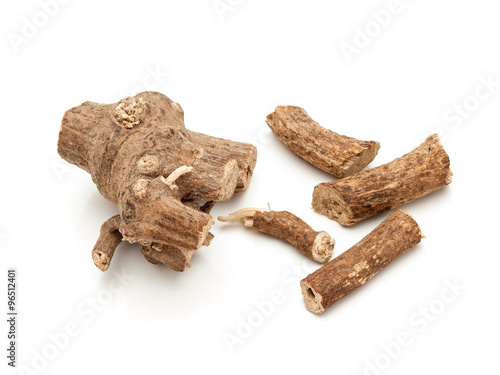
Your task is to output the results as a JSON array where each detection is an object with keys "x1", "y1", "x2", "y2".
[
  {"x1": 218, "y1": 208, "x2": 334, "y2": 263},
  {"x1": 204, "y1": 233, "x2": 215, "y2": 247},
  {"x1": 312, "y1": 232, "x2": 335, "y2": 263},
  {"x1": 92, "y1": 215, "x2": 123, "y2": 271},
  {"x1": 266, "y1": 106, "x2": 380, "y2": 178}
]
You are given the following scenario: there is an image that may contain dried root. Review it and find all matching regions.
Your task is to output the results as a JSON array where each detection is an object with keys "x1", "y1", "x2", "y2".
[
  {"x1": 58, "y1": 92, "x2": 257, "y2": 272},
  {"x1": 219, "y1": 208, "x2": 335, "y2": 263},
  {"x1": 312, "y1": 134, "x2": 452, "y2": 226},
  {"x1": 301, "y1": 210, "x2": 423, "y2": 314},
  {"x1": 266, "y1": 106, "x2": 380, "y2": 178},
  {"x1": 92, "y1": 215, "x2": 123, "y2": 272}
]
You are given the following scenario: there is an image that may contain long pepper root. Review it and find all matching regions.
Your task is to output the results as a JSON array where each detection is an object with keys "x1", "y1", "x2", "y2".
[
  {"x1": 58, "y1": 92, "x2": 257, "y2": 272},
  {"x1": 266, "y1": 106, "x2": 380, "y2": 178},
  {"x1": 312, "y1": 134, "x2": 452, "y2": 226},
  {"x1": 301, "y1": 209, "x2": 423, "y2": 314},
  {"x1": 219, "y1": 208, "x2": 335, "y2": 263}
]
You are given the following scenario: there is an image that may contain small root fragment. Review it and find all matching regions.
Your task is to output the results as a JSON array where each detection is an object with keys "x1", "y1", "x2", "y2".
[
  {"x1": 266, "y1": 106, "x2": 380, "y2": 178},
  {"x1": 92, "y1": 215, "x2": 123, "y2": 272},
  {"x1": 217, "y1": 207, "x2": 268, "y2": 222},
  {"x1": 161, "y1": 165, "x2": 193, "y2": 190},
  {"x1": 218, "y1": 207, "x2": 334, "y2": 263},
  {"x1": 301, "y1": 209, "x2": 423, "y2": 313}
]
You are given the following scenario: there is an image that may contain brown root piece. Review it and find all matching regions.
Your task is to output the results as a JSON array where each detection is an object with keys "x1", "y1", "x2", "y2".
[
  {"x1": 58, "y1": 92, "x2": 257, "y2": 272},
  {"x1": 301, "y1": 210, "x2": 423, "y2": 314},
  {"x1": 219, "y1": 208, "x2": 335, "y2": 263},
  {"x1": 92, "y1": 215, "x2": 123, "y2": 271},
  {"x1": 312, "y1": 134, "x2": 453, "y2": 226},
  {"x1": 266, "y1": 106, "x2": 380, "y2": 178}
]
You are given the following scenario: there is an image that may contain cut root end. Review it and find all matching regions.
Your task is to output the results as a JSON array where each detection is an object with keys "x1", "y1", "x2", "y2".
[
  {"x1": 300, "y1": 281, "x2": 325, "y2": 314},
  {"x1": 161, "y1": 165, "x2": 194, "y2": 190},
  {"x1": 217, "y1": 207, "x2": 268, "y2": 223},
  {"x1": 312, "y1": 232, "x2": 335, "y2": 263},
  {"x1": 92, "y1": 250, "x2": 111, "y2": 272},
  {"x1": 312, "y1": 184, "x2": 355, "y2": 226}
]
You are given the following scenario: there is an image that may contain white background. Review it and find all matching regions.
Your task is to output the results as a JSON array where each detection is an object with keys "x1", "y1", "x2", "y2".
[{"x1": 1, "y1": 1, "x2": 499, "y2": 374}]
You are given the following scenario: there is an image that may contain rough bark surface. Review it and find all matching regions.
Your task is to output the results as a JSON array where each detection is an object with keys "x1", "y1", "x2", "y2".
[
  {"x1": 301, "y1": 209, "x2": 423, "y2": 314},
  {"x1": 312, "y1": 134, "x2": 452, "y2": 226},
  {"x1": 218, "y1": 208, "x2": 335, "y2": 263},
  {"x1": 58, "y1": 92, "x2": 257, "y2": 272},
  {"x1": 266, "y1": 106, "x2": 380, "y2": 178}
]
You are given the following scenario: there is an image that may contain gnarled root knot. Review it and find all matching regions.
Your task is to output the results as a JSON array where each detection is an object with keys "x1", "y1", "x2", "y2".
[
  {"x1": 58, "y1": 92, "x2": 257, "y2": 272},
  {"x1": 312, "y1": 134, "x2": 452, "y2": 226}
]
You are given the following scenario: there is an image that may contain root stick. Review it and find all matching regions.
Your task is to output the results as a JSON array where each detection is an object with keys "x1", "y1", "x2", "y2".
[
  {"x1": 219, "y1": 208, "x2": 335, "y2": 263},
  {"x1": 312, "y1": 134, "x2": 452, "y2": 226},
  {"x1": 58, "y1": 92, "x2": 257, "y2": 272},
  {"x1": 300, "y1": 210, "x2": 423, "y2": 314}
]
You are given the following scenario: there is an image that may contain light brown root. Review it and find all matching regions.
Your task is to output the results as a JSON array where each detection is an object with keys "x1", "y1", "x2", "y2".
[
  {"x1": 219, "y1": 208, "x2": 335, "y2": 264},
  {"x1": 266, "y1": 106, "x2": 380, "y2": 178},
  {"x1": 311, "y1": 232, "x2": 335, "y2": 263},
  {"x1": 92, "y1": 215, "x2": 123, "y2": 271},
  {"x1": 300, "y1": 280, "x2": 325, "y2": 314},
  {"x1": 312, "y1": 134, "x2": 452, "y2": 226}
]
